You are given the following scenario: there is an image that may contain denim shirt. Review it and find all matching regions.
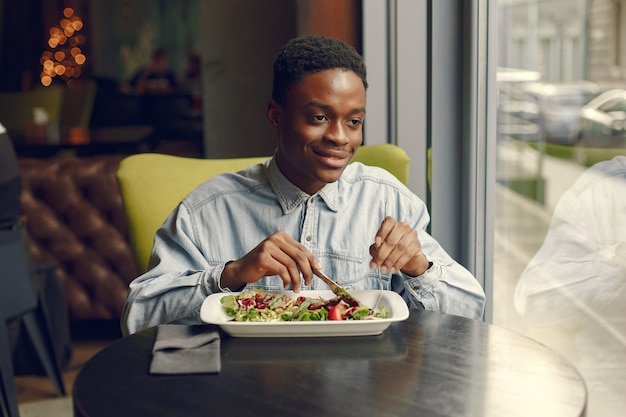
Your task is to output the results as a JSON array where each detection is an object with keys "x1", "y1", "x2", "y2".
[{"x1": 122, "y1": 157, "x2": 485, "y2": 335}]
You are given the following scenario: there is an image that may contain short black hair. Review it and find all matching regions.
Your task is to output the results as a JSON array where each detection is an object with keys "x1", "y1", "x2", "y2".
[{"x1": 271, "y1": 35, "x2": 368, "y2": 105}]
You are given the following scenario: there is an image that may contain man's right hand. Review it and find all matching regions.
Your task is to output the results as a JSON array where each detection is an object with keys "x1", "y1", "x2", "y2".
[{"x1": 219, "y1": 230, "x2": 321, "y2": 292}]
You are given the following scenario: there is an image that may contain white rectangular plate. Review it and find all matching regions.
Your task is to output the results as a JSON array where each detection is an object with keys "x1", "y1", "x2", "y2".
[{"x1": 200, "y1": 290, "x2": 409, "y2": 338}]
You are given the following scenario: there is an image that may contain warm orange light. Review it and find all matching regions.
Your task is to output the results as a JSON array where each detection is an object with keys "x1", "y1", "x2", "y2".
[
  {"x1": 68, "y1": 127, "x2": 90, "y2": 144},
  {"x1": 41, "y1": 7, "x2": 86, "y2": 86}
]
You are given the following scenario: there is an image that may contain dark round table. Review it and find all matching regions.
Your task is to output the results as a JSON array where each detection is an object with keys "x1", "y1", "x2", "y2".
[{"x1": 73, "y1": 310, "x2": 587, "y2": 417}]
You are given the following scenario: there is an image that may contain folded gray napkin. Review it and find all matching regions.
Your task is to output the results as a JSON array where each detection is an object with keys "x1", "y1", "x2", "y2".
[{"x1": 150, "y1": 324, "x2": 221, "y2": 374}]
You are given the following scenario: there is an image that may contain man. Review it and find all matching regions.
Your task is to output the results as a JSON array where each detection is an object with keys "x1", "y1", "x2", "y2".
[
  {"x1": 122, "y1": 36, "x2": 485, "y2": 335},
  {"x1": 515, "y1": 156, "x2": 626, "y2": 416},
  {"x1": 515, "y1": 156, "x2": 626, "y2": 326},
  {"x1": 128, "y1": 48, "x2": 180, "y2": 94}
]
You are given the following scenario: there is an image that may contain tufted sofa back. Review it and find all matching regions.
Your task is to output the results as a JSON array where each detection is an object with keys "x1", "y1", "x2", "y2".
[{"x1": 18, "y1": 156, "x2": 136, "y2": 320}]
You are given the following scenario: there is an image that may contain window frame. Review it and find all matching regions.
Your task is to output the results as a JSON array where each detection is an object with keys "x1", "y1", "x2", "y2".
[{"x1": 363, "y1": 0, "x2": 495, "y2": 321}]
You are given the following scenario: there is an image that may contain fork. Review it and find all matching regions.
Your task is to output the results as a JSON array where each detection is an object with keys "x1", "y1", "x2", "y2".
[
  {"x1": 372, "y1": 203, "x2": 388, "y2": 310},
  {"x1": 373, "y1": 267, "x2": 384, "y2": 310}
]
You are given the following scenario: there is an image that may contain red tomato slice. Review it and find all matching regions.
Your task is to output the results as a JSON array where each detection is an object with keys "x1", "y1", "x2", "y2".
[{"x1": 328, "y1": 305, "x2": 343, "y2": 321}]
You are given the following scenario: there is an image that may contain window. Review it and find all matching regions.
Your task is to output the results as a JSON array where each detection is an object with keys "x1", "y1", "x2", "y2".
[
  {"x1": 365, "y1": 2, "x2": 624, "y2": 414},
  {"x1": 496, "y1": 1, "x2": 626, "y2": 416}
]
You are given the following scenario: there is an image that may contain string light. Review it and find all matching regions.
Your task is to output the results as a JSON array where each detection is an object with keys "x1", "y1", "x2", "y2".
[{"x1": 40, "y1": 7, "x2": 86, "y2": 86}]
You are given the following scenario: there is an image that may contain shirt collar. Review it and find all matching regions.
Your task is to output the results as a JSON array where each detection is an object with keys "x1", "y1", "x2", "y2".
[{"x1": 266, "y1": 156, "x2": 340, "y2": 213}]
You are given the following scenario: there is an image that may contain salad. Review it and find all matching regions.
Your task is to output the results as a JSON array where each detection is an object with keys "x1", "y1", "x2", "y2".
[{"x1": 220, "y1": 289, "x2": 390, "y2": 322}]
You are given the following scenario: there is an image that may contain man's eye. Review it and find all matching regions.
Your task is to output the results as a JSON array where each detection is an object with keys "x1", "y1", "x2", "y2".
[
  {"x1": 349, "y1": 119, "x2": 362, "y2": 127},
  {"x1": 309, "y1": 115, "x2": 327, "y2": 123}
]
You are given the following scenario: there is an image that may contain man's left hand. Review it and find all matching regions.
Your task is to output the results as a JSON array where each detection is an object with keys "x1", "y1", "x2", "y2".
[{"x1": 369, "y1": 216, "x2": 431, "y2": 277}]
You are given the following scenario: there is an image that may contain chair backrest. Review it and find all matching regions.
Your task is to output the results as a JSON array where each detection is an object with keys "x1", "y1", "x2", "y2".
[
  {"x1": 60, "y1": 79, "x2": 98, "y2": 136},
  {"x1": 116, "y1": 144, "x2": 410, "y2": 273},
  {"x1": 0, "y1": 87, "x2": 64, "y2": 139},
  {"x1": 0, "y1": 227, "x2": 37, "y2": 321}
]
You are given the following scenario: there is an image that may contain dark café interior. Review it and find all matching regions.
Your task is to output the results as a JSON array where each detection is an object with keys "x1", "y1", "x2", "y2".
[
  {"x1": 1, "y1": 0, "x2": 371, "y2": 413},
  {"x1": 1, "y1": 1, "x2": 590, "y2": 417}
]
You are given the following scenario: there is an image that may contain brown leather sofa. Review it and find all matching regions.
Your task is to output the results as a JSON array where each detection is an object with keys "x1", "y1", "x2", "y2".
[{"x1": 18, "y1": 156, "x2": 137, "y2": 321}]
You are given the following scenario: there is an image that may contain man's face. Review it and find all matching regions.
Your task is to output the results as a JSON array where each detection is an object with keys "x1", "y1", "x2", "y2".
[{"x1": 267, "y1": 68, "x2": 366, "y2": 195}]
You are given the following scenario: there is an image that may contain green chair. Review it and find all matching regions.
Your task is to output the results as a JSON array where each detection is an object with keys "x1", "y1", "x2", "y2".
[
  {"x1": 116, "y1": 144, "x2": 410, "y2": 273},
  {"x1": 0, "y1": 87, "x2": 64, "y2": 139}
]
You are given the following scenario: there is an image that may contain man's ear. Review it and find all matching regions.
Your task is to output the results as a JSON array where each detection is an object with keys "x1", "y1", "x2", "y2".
[{"x1": 267, "y1": 99, "x2": 281, "y2": 128}]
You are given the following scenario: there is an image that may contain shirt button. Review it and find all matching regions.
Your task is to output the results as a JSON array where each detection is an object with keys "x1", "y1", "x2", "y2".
[{"x1": 305, "y1": 235, "x2": 312, "y2": 241}]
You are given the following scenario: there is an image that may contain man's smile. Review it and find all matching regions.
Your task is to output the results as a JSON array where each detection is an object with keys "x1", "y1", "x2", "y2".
[{"x1": 312, "y1": 148, "x2": 352, "y2": 167}]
